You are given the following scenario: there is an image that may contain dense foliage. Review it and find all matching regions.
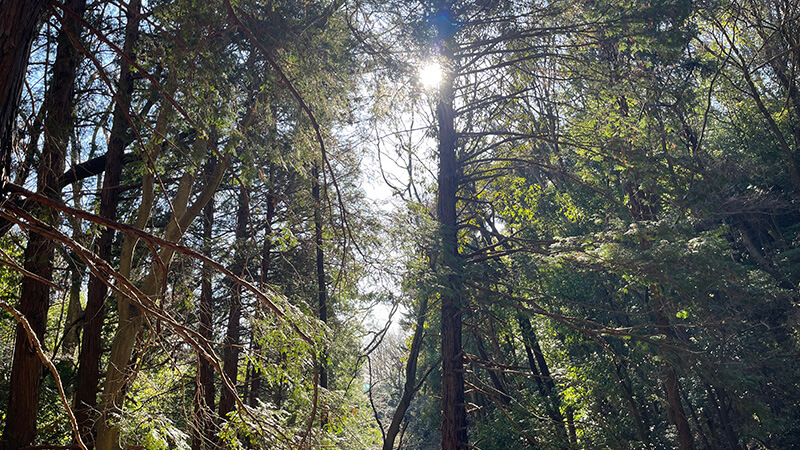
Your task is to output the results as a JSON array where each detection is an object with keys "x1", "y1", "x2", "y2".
[{"x1": 0, "y1": 0, "x2": 798, "y2": 449}]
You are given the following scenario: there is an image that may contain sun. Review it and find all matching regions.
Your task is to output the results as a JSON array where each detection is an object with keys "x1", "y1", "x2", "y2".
[{"x1": 419, "y1": 62, "x2": 443, "y2": 89}]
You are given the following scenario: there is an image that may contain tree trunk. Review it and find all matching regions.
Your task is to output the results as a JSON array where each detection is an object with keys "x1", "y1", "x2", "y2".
[
  {"x1": 0, "y1": 0, "x2": 46, "y2": 182},
  {"x1": 95, "y1": 154, "x2": 226, "y2": 450},
  {"x1": 611, "y1": 358, "x2": 650, "y2": 445},
  {"x1": 436, "y1": 36, "x2": 467, "y2": 450},
  {"x1": 312, "y1": 160, "x2": 329, "y2": 426},
  {"x1": 652, "y1": 291, "x2": 694, "y2": 450},
  {"x1": 566, "y1": 406, "x2": 578, "y2": 448},
  {"x1": 218, "y1": 186, "x2": 249, "y2": 425},
  {"x1": 474, "y1": 334, "x2": 511, "y2": 405},
  {"x1": 703, "y1": 408, "x2": 723, "y2": 450},
  {"x1": 706, "y1": 385, "x2": 741, "y2": 450},
  {"x1": 517, "y1": 314, "x2": 570, "y2": 447},
  {"x1": 192, "y1": 165, "x2": 216, "y2": 450},
  {"x1": 74, "y1": 0, "x2": 137, "y2": 444},
  {"x1": 383, "y1": 294, "x2": 428, "y2": 450},
  {"x1": 1, "y1": 0, "x2": 83, "y2": 444},
  {"x1": 249, "y1": 173, "x2": 275, "y2": 407},
  {"x1": 682, "y1": 388, "x2": 713, "y2": 450},
  {"x1": 663, "y1": 364, "x2": 693, "y2": 450},
  {"x1": 2, "y1": 231, "x2": 53, "y2": 450},
  {"x1": 62, "y1": 256, "x2": 85, "y2": 354},
  {"x1": 602, "y1": 292, "x2": 651, "y2": 446},
  {"x1": 737, "y1": 50, "x2": 800, "y2": 190}
]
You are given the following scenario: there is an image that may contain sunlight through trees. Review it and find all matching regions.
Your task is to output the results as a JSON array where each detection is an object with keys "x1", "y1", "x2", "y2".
[{"x1": 0, "y1": 0, "x2": 799, "y2": 449}]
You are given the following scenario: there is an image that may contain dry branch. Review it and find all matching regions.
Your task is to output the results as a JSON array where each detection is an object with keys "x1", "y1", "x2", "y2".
[{"x1": 0, "y1": 299, "x2": 87, "y2": 450}]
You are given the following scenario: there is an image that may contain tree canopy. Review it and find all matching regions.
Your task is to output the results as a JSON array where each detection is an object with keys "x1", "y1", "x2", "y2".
[{"x1": 0, "y1": 0, "x2": 799, "y2": 449}]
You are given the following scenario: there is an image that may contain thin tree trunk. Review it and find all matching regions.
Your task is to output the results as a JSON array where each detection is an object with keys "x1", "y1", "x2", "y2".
[
  {"x1": 603, "y1": 293, "x2": 651, "y2": 446},
  {"x1": 611, "y1": 358, "x2": 649, "y2": 445},
  {"x1": 382, "y1": 294, "x2": 429, "y2": 450},
  {"x1": 706, "y1": 385, "x2": 741, "y2": 450},
  {"x1": 652, "y1": 291, "x2": 694, "y2": 450},
  {"x1": 312, "y1": 160, "x2": 329, "y2": 426},
  {"x1": 518, "y1": 315, "x2": 546, "y2": 397},
  {"x1": 703, "y1": 408, "x2": 723, "y2": 450},
  {"x1": 1, "y1": 0, "x2": 83, "y2": 444},
  {"x1": 682, "y1": 388, "x2": 712, "y2": 450},
  {"x1": 249, "y1": 172, "x2": 275, "y2": 407},
  {"x1": 517, "y1": 314, "x2": 570, "y2": 447},
  {"x1": 62, "y1": 257, "x2": 84, "y2": 354},
  {"x1": 217, "y1": 186, "x2": 249, "y2": 425},
  {"x1": 736, "y1": 50, "x2": 800, "y2": 190},
  {"x1": 74, "y1": 0, "x2": 138, "y2": 444},
  {"x1": 0, "y1": 0, "x2": 46, "y2": 182},
  {"x1": 566, "y1": 406, "x2": 578, "y2": 448},
  {"x1": 663, "y1": 364, "x2": 693, "y2": 450},
  {"x1": 474, "y1": 334, "x2": 511, "y2": 405},
  {"x1": 192, "y1": 161, "x2": 217, "y2": 450},
  {"x1": 62, "y1": 165, "x2": 91, "y2": 355}
]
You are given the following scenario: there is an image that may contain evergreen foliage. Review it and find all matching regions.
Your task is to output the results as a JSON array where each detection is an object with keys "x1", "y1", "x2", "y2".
[{"x1": 0, "y1": 0, "x2": 799, "y2": 448}]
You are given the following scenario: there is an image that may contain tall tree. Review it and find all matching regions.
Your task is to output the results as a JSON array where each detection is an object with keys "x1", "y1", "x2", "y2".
[
  {"x1": 95, "y1": 150, "x2": 227, "y2": 450},
  {"x1": 217, "y1": 184, "x2": 249, "y2": 425},
  {"x1": 1, "y1": 0, "x2": 85, "y2": 445},
  {"x1": 193, "y1": 159, "x2": 217, "y2": 450},
  {"x1": 312, "y1": 160, "x2": 330, "y2": 417},
  {"x1": 382, "y1": 292, "x2": 429, "y2": 450},
  {"x1": 74, "y1": 0, "x2": 141, "y2": 443},
  {"x1": 434, "y1": 23, "x2": 468, "y2": 450}
]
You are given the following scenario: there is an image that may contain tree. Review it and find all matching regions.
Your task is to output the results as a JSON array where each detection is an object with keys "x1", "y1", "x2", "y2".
[
  {"x1": 0, "y1": 0, "x2": 46, "y2": 183},
  {"x1": 2, "y1": 0, "x2": 85, "y2": 445},
  {"x1": 74, "y1": 0, "x2": 139, "y2": 442},
  {"x1": 217, "y1": 184, "x2": 248, "y2": 426},
  {"x1": 192, "y1": 165, "x2": 217, "y2": 450}
]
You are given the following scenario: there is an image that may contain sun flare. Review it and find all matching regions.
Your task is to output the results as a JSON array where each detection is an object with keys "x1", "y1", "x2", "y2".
[{"x1": 419, "y1": 62, "x2": 443, "y2": 89}]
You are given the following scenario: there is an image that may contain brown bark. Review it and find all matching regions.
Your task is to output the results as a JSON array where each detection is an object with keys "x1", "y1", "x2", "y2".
[
  {"x1": 312, "y1": 160, "x2": 329, "y2": 426},
  {"x1": 74, "y1": 0, "x2": 138, "y2": 443},
  {"x1": 0, "y1": 0, "x2": 46, "y2": 182},
  {"x1": 652, "y1": 292, "x2": 694, "y2": 450},
  {"x1": 249, "y1": 173, "x2": 275, "y2": 407},
  {"x1": 192, "y1": 164, "x2": 216, "y2": 450},
  {"x1": 1, "y1": 0, "x2": 83, "y2": 445},
  {"x1": 663, "y1": 364, "x2": 693, "y2": 450},
  {"x1": 2, "y1": 231, "x2": 53, "y2": 450},
  {"x1": 95, "y1": 153, "x2": 227, "y2": 450},
  {"x1": 436, "y1": 37, "x2": 467, "y2": 450},
  {"x1": 217, "y1": 186, "x2": 249, "y2": 424}
]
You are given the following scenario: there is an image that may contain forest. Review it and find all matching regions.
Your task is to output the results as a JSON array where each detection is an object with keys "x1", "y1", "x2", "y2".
[{"x1": 1, "y1": 0, "x2": 799, "y2": 449}]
